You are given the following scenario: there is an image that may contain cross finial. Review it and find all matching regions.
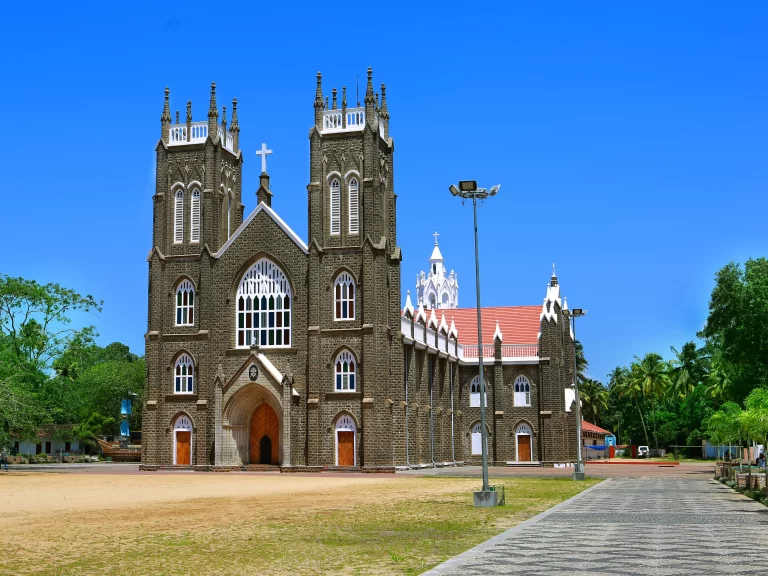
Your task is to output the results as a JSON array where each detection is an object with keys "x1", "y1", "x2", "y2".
[
  {"x1": 256, "y1": 142, "x2": 273, "y2": 174},
  {"x1": 433, "y1": 231, "x2": 439, "y2": 245},
  {"x1": 552, "y1": 263, "x2": 556, "y2": 277}
]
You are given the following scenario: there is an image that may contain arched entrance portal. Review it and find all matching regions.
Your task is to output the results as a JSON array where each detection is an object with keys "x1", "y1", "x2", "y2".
[
  {"x1": 250, "y1": 403, "x2": 279, "y2": 465},
  {"x1": 335, "y1": 414, "x2": 357, "y2": 466},
  {"x1": 516, "y1": 423, "x2": 533, "y2": 462},
  {"x1": 173, "y1": 415, "x2": 193, "y2": 465}
]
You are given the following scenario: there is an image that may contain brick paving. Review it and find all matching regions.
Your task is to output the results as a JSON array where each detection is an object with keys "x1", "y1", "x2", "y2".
[{"x1": 425, "y1": 477, "x2": 768, "y2": 575}]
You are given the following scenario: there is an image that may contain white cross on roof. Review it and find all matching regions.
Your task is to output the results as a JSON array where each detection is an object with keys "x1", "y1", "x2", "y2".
[
  {"x1": 433, "y1": 231, "x2": 439, "y2": 245},
  {"x1": 256, "y1": 142, "x2": 273, "y2": 174}
]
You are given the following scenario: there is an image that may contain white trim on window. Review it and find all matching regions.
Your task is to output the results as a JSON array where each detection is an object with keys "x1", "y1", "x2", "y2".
[
  {"x1": 174, "y1": 354, "x2": 194, "y2": 394},
  {"x1": 190, "y1": 189, "x2": 201, "y2": 243},
  {"x1": 175, "y1": 280, "x2": 195, "y2": 326},
  {"x1": 348, "y1": 178, "x2": 359, "y2": 234},
  {"x1": 469, "y1": 375, "x2": 487, "y2": 408},
  {"x1": 330, "y1": 179, "x2": 341, "y2": 235},
  {"x1": 236, "y1": 258, "x2": 292, "y2": 348},
  {"x1": 334, "y1": 272, "x2": 355, "y2": 320},
  {"x1": 471, "y1": 422, "x2": 486, "y2": 455},
  {"x1": 174, "y1": 189, "x2": 184, "y2": 243},
  {"x1": 334, "y1": 350, "x2": 357, "y2": 391},
  {"x1": 514, "y1": 375, "x2": 531, "y2": 407}
]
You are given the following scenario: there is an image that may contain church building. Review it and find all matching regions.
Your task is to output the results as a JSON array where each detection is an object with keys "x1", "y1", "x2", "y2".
[{"x1": 141, "y1": 69, "x2": 579, "y2": 470}]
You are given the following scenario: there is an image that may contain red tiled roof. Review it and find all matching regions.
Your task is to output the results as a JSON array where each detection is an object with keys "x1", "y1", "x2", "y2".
[
  {"x1": 581, "y1": 421, "x2": 612, "y2": 435},
  {"x1": 440, "y1": 306, "x2": 541, "y2": 345}
]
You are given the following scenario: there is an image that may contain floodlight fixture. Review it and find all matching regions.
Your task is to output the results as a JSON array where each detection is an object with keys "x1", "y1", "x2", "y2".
[
  {"x1": 489, "y1": 184, "x2": 501, "y2": 196},
  {"x1": 459, "y1": 180, "x2": 477, "y2": 192},
  {"x1": 449, "y1": 184, "x2": 460, "y2": 197}
]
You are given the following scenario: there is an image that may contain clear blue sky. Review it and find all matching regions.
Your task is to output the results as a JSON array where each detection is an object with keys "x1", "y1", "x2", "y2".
[{"x1": 1, "y1": 2, "x2": 765, "y2": 382}]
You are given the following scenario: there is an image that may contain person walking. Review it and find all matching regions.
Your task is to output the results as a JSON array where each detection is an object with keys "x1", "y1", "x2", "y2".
[{"x1": 0, "y1": 449, "x2": 8, "y2": 471}]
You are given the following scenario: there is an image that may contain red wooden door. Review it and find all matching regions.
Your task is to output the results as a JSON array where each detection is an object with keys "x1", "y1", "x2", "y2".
[
  {"x1": 176, "y1": 431, "x2": 191, "y2": 465},
  {"x1": 250, "y1": 404, "x2": 279, "y2": 464},
  {"x1": 338, "y1": 431, "x2": 354, "y2": 466},
  {"x1": 518, "y1": 435, "x2": 531, "y2": 462}
]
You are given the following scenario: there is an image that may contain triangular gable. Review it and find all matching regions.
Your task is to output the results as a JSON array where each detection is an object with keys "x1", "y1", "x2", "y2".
[{"x1": 216, "y1": 201, "x2": 309, "y2": 258}]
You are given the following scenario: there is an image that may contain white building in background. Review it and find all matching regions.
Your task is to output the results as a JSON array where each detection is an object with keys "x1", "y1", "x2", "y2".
[{"x1": 416, "y1": 232, "x2": 459, "y2": 309}]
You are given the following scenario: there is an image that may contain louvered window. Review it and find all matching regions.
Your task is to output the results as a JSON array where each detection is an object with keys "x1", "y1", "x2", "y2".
[
  {"x1": 334, "y1": 272, "x2": 355, "y2": 320},
  {"x1": 514, "y1": 375, "x2": 531, "y2": 406},
  {"x1": 236, "y1": 258, "x2": 292, "y2": 348},
  {"x1": 348, "y1": 178, "x2": 359, "y2": 234},
  {"x1": 175, "y1": 280, "x2": 195, "y2": 326},
  {"x1": 174, "y1": 189, "x2": 183, "y2": 243},
  {"x1": 335, "y1": 350, "x2": 357, "y2": 391},
  {"x1": 190, "y1": 189, "x2": 201, "y2": 243},
  {"x1": 174, "y1": 354, "x2": 194, "y2": 393},
  {"x1": 330, "y1": 179, "x2": 340, "y2": 235},
  {"x1": 470, "y1": 376, "x2": 487, "y2": 408}
]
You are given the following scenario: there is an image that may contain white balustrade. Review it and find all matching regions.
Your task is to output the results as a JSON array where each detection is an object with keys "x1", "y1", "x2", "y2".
[
  {"x1": 462, "y1": 344, "x2": 496, "y2": 359},
  {"x1": 322, "y1": 108, "x2": 367, "y2": 133},
  {"x1": 437, "y1": 333, "x2": 447, "y2": 352},
  {"x1": 501, "y1": 344, "x2": 539, "y2": 358},
  {"x1": 401, "y1": 316, "x2": 413, "y2": 340},
  {"x1": 189, "y1": 122, "x2": 207, "y2": 142},
  {"x1": 413, "y1": 322, "x2": 425, "y2": 343},
  {"x1": 169, "y1": 126, "x2": 187, "y2": 144},
  {"x1": 217, "y1": 127, "x2": 234, "y2": 152}
]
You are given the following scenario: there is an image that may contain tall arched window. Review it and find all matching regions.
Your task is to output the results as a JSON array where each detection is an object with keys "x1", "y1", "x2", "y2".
[
  {"x1": 227, "y1": 192, "x2": 232, "y2": 236},
  {"x1": 429, "y1": 294, "x2": 436, "y2": 309},
  {"x1": 174, "y1": 189, "x2": 184, "y2": 243},
  {"x1": 469, "y1": 375, "x2": 487, "y2": 408},
  {"x1": 175, "y1": 280, "x2": 194, "y2": 326},
  {"x1": 237, "y1": 258, "x2": 292, "y2": 348},
  {"x1": 334, "y1": 272, "x2": 355, "y2": 320},
  {"x1": 330, "y1": 179, "x2": 341, "y2": 235},
  {"x1": 334, "y1": 350, "x2": 356, "y2": 391},
  {"x1": 514, "y1": 376, "x2": 531, "y2": 407},
  {"x1": 174, "y1": 354, "x2": 194, "y2": 394},
  {"x1": 471, "y1": 422, "x2": 487, "y2": 455},
  {"x1": 348, "y1": 178, "x2": 359, "y2": 234},
  {"x1": 190, "y1": 189, "x2": 201, "y2": 243}
]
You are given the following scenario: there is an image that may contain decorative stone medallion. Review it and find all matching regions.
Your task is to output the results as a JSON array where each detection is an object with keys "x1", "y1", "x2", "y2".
[{"x1": 248, "y1": 364, "x2": 259, "y2": 382}]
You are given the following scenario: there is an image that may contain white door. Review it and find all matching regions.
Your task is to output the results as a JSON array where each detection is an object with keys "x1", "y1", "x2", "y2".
[{"x1": 471, "y1": 423, "x2": 483, "y2": 455}]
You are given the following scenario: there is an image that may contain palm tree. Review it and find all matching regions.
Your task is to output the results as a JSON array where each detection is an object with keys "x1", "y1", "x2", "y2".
[
  {"x1": 612, "y1": 366, "x2": 650, "y2": 447},
  {"x1": 632, "y1": 353, "x2": 670, "y2": 449},
  {"x1": 575, "y1": 340, "x2": 588, "y2": 386},
  {"x1": 669, "y1": 342, "x2": 709, "y2": 399},
  {"x1": 579, "y1": 378, "x2": 609, "y2": 424}
]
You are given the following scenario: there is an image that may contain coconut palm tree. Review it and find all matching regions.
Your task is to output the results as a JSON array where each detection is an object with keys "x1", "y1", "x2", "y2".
[
  {"x1": 669, "y1": 342, "x2": 709, "y2": 399},
  {"x1": 579, "y1": 378, "x2": 609, "y2": 424},
  {"x1": 632, "y1": 353, "x2": 671, "y2": 449},
  {"x1": 612, "y1": 365, "x2": 650, "y2": 447}
]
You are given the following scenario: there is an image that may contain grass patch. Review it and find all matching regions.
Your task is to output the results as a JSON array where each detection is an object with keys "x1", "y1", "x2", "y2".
[{"x1": 0, "y1": 476, "x2": 598, "y2": 576}]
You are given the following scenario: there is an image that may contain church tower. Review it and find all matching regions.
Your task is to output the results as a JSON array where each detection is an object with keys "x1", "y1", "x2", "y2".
[
  {"x1": 416, "y1": 233, "x2": 459, "y2": 309},
  {"x1": 154, "y1": 83, "x2": 244, "y2": 255},
  {"x1": 305, "y1": 68, "x2": 403, "y2": 467}
]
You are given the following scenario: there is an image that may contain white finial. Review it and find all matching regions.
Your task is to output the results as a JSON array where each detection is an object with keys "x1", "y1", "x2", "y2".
[
  {"x1": 433, "y1": 231, "x2": 440, "y2": 245},
  {"x1": 563, "y1": 296, "x2": 569, "y2": 311},
  {"x1": 552, "y1": 262, "x2": 556, "y2": 276},
  {"x1": 493, "y1": 320, "x2": 503, "y2": 342},
  {"x1": 404, "y1": 290, "x2": 414, "y2": 316},
  {"x1": 255, "y1": 142, "x2": 273, "y2": 173}
]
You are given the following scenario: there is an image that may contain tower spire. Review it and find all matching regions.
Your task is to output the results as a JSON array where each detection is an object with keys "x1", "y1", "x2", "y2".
[
  {"x1": 208, "y1": 81, "x2": 218, "y2": 139},
  {"x1": 332, "y1": 87, "x2": 337, "y2": 110},
  {"x1": 364, "y1": 67, "x2": 374, "y2": 106},
  {"x1": 230, "y1": 98, "x2": 239, "y2": 152},
  {"x1": 161, "y1": 87, "x2": 171, "y2": 141},
  {"x1": 221, "y1": 105, "x2": 227, "y2": 131},
  {"x1": 380, "y1": 83, "x2": 389, "y2": 139},
  {"x1": 314, "y1": 71, "x2": 324, "y2": 128}
]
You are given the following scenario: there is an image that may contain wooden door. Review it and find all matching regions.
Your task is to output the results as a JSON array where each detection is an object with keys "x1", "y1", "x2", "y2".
[
  {"x1": 518, "y1": 435, "x2": 531, "y2": 462},
  {"x1": 250, "y1": 403, "x2": 279, "y2": 465},
  {"x1": 176, "y1": 431, "x2": 191, "y2": 465},
  {"x1": 337, "y1": 431, "x2": 354, "y2": 466}
]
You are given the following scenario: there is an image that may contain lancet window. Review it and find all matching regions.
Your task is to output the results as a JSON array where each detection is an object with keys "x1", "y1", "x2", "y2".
[{"x1": 237, "y1": 259, "x2": 292, "y2": 348}]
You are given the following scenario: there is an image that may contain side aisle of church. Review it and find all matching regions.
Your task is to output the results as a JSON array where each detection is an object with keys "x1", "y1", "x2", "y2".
[{"x1": 140, "y1": 69, "x2": 579, "y2": 470}]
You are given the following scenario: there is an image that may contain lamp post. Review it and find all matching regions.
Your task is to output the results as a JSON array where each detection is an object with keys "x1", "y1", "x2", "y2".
[
  {"x1": 449, "y1": 180, "x2": 500, "y2": 507},
  {"x1": 564, "y1": 307, "x2": 587, "y2": 481}
]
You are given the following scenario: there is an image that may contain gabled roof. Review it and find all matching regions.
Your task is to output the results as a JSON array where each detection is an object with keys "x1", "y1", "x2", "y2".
[
  {"x1": 215, "y1": 201, "x2": 309, "y2": 258},
  {"x1": 447, "y1": 306, "x2": 540, "y2": 345},
  {"x1": 581, "y1": 421, "x2": 612, "y2": 435}
]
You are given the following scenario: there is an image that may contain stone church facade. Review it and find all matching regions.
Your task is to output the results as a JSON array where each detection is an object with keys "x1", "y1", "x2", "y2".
[{"x1": 141, "y1": 69, "x2": 579, "y2": 470}]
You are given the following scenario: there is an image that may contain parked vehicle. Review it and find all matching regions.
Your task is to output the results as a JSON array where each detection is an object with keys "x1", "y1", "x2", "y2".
[{"x1": 637, "y1": 445, "x2": 650, "y2": 458}]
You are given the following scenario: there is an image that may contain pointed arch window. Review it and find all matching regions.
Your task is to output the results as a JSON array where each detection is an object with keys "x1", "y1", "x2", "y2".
[
  {"x1": 348, "y1": 178, "x2": 359, "y2": 234},
  {"x1": 237, "y1": 258, "x2": 292, "y2": 348},
  {"x1": 174, "y1": 354, "x2": 194, "y2": 394},
  {"x1": 190, "y1": 189, "x2": 201, "y2": 243},
  {"x1": 334, "y1": 272, "x2": 355, "y2": 320},
  {"x1": 335, "y1": 350, "x2": 356, "y2": 391},
  {"x1": 175, "y1": 280, "x2": 195, "y2": 326},
  {"x1": 227, "y1": 191, "x2": 232, "y2": 236},
  {"x1": 514, "y1": 376, "x2": 531, "y2": 407},
  {"x1": 330, "y1": 179, "x2": 341, "y2": 235},
  {"x1": 469, "y1": 375, "x2": 487, "y2": 408},
  {"x1": 174, "y1": 189, "x2": 184, "y2": 243}
]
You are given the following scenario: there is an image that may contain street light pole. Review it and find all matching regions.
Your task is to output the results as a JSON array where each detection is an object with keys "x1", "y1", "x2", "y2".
[
  {"x1": 566, "y1": 308, "x2": 587, "y2": 481},
  {"x1": 449, "y1": 180, "x2": 500, "y2": 506}
]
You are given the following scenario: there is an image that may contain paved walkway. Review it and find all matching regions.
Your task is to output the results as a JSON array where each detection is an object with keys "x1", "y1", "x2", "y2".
[{"x1": 426, "y1": 477, "x2": 768, "y2": 575}]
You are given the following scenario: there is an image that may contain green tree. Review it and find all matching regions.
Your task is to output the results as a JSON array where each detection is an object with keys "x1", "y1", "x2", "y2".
[
  {"x1": 701, "y1": 258, "x2": 768, "y2": 402},
  {"x1": 579, "y1": 378, "x2": 608, "y2": 424},
  {"x1": 575, "y1": 340, "x2": 588, "y2": 385},
  {"x1": 614, "y1": 365, "x2": 650, "y2": 447},
  {"x1": 669, "y1": 342, "x2": 709, "y2": 399},
  {"x1": 707, "y1": 402, "x2": 742, "y2": 462},
  {"x1": 631, "y1": 353, "x2": 670, "y2": 449}
]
